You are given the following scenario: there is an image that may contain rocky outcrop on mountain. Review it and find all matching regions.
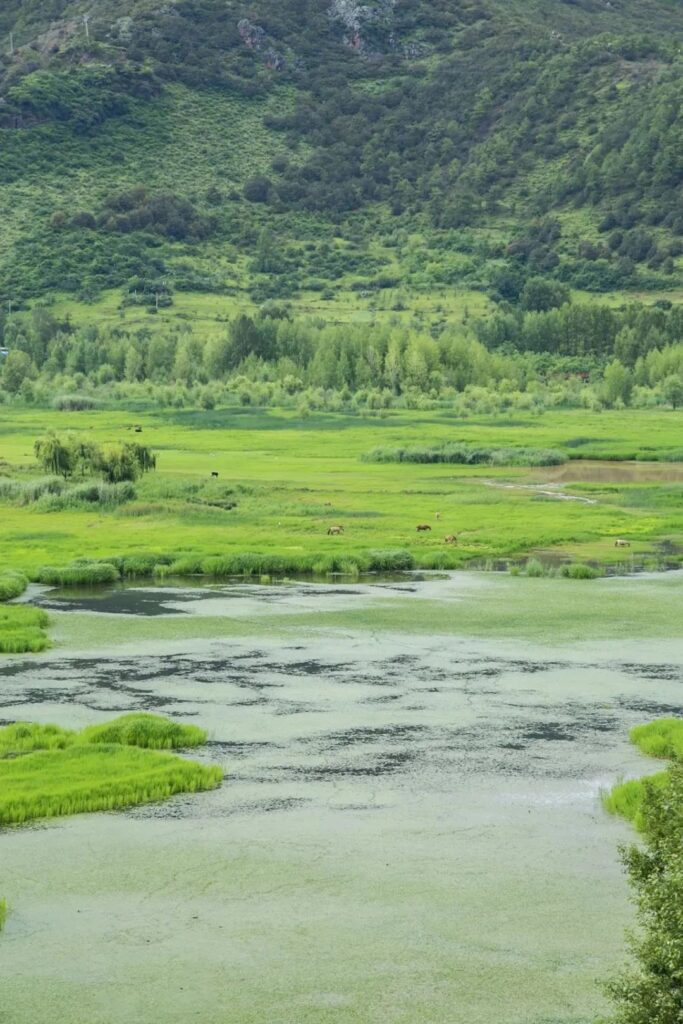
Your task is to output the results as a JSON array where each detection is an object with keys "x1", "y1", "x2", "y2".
[{"x1": 328, "y1": 0, "x2": 396, "y2": 51}]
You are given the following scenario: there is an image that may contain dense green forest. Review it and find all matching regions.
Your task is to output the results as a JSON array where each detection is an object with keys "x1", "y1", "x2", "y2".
[{"x1": 1, "y1": 0, "x2": 683, "y2": 321}]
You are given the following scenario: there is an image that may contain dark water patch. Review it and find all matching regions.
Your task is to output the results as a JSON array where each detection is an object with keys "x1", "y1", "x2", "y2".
[
  {"x1": 522, "y1": 722, "x2": 575, "y2": 742},
  {"x1": 619, "y1": 663, "x2": 683, "y2": 682},
  {"x1": 30, "y1": 590, "x2": 189, "y2": 617},
  {"x1": 313, "y1": 724, "x2": 429, "y2": 748}
]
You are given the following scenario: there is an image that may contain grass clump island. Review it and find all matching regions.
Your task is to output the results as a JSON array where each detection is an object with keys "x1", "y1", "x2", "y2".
[
  {"x1": 0, "y1": 714, "x2": 222, "y2": 827},
  {"x1": 603, "y1": 718, "x2": 683, "y2": 830}
]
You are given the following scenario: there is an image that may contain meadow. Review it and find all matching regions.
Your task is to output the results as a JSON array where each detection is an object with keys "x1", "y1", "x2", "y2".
[
  {"x1": 0, "y1": 402, "x2": 682, "y2": 651},
  {"x1": 0, "y1": 713, "x2": 222, "y2": 826}
]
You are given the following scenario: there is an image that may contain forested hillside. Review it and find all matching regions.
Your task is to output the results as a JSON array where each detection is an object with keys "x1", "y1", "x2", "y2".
[{"x1": 1, "y1": 0, "x2": 683, "y2": 404}]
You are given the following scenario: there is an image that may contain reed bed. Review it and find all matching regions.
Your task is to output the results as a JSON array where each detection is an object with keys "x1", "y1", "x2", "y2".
[
  {"x1": 0, "y1": 745, "x2": 222, "y2": 826},
  {"x1": 363, "y1": 443, "x2": 566, "y2": 466}
]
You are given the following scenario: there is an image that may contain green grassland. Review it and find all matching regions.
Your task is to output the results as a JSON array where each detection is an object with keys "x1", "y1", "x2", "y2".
[
  {"x1": 0, "y1": 404, "x2": 681, "y2": 584},
  {"x1": 0, "y1": 714, "x2": 222, "y2": 826}
]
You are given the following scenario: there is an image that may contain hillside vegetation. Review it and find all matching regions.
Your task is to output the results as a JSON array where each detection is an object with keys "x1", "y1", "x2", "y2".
[{"x1": 1, "y1": 0, "x2": 683, "y2": 324}]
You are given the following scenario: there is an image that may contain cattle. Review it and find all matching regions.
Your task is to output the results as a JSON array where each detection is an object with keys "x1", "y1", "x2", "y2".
[
  {"x1": 211, "y1": 471, "x2": 219, "y2": 478},
  {"x1": 444, "y1": 534, "x2": 458, "y2": 544},
  {"x1": 327, "y1": 525, "x2": 344, "y2": 536},
  {"x1": 614, "y1": 539, "x2": 631, "y2": 548},
  {"x1": 416, "y1": 524, "x2": 432, "y2": 532}
]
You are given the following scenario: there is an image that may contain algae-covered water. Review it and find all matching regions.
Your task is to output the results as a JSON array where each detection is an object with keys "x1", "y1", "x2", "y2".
[{"x1": 2, "y1": 572, "x2": 683, "y2": 1024}]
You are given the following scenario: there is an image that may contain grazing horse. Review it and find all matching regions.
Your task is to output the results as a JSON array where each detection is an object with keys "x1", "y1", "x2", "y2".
[
  {"x1": 211, "y1": 471, "x2": 219, "y2": 478},
  {"x1": 444, "y1": 534, "x2": 457, "y2": 544},
  {"x1": 416, "y1": 524, "x2": 432, "y2": 532},
  {"x1": 134, "y1": 426, "x2": 142, "y2": 433},
  {"x1": 614, "y1": 539, "x2": 631, "y2": 548},
  {"x1": 327, "y1": 525, "x2": 344, "y2": 536}
]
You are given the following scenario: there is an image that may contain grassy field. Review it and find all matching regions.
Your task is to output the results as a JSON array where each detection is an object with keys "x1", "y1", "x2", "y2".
[
  {"x1": 603, "y1": 718, "x2": 683, "y2": 829},
  {"x1": 0, "y1": 405, "x2": 682, "y2": 585}
]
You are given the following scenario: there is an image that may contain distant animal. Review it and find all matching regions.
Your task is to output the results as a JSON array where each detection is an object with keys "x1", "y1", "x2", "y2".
[
  {"x1": 435, "y1": 512, "x2": 441, "y2": 520},
  {"x1": 324, "y1": 502, "x2": 332, "y2": 507},
  {"x1": 211, "y1": 471, "x2": 219, "y2": 478},
  {"x1": 327, "y1": 525, "x2": 344, "y2": 535},
  {"x1": 614, "y1": 539, "x2": 631, "y2": 548},
  {"x1": 444, "y1": 534, "x2": 458, "y2": 544},
  {"x1": 416, "y1": 524, "x2": 432, "y2": 532},
  {"x1": 134, "y1": 426, "x2": 142, "y2": 433}
]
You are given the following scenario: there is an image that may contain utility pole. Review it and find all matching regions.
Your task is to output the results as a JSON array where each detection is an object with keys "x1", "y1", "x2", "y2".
[{"x1": 83, "y1": 14, "x2": 90, "y2": 41}]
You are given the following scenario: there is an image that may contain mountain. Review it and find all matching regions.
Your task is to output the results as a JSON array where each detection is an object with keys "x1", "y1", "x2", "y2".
[{"x1": 1, "y1": 0, "x2": 683, "y2": 315}]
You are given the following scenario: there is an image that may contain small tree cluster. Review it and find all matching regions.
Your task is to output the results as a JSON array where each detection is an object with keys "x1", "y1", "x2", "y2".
[{"x1": 34, "y1": 434, "x2": 156, "y2": 482}]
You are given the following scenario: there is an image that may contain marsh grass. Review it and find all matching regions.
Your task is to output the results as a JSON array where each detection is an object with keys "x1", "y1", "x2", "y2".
[
  {"x1": 0, "y1": 713, "x2": 221, "y2": 826},
  {"x1": 0, "y1": 572, "x2": 28, "y2": 601},
  {"x1": 0, "y1": 722, "x2": 76, "y2": 757},
  {"x1": 0, "y1": 606, "x2": 50, "y2": 653},
  {"x1": 363, "y1": 444, "x2": 566, "y2": 466},
  {"x1": 81, "y1": 713, "x2": 207, "y2": 749},
  {"x1": 33, "y1": 561, "x2": 121, "y2": 586},
  {"x1": 602, "y1": 772, "x2": 668, "y2": 830},
  {"x1": 604, "y1": 716, "x2": 683, "y2": 828},
  {"x1": 630, "y1": 719, "x2": 683, "y2": 760},
  {"x1": 559, "y1": 563, "x2": 600, "y2": 579},
  {"x1": 0, "y1": 898, "x2": 6, "y2": 931},
  {"x1": 0, "y1": 745, "x2": 222, "y2": 826}
]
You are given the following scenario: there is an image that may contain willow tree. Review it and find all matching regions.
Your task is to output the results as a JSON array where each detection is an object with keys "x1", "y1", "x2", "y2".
[{"x1": 608, "y1": 764, "x2": 683, "y2": 1024}]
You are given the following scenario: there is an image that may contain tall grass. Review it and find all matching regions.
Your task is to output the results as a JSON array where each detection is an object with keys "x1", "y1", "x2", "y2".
[
  {"x1": 559, "y1": 563, "x2": 599, "y2": 579},
  {"x1": 603, "y1": 716, "x2": 683, "y2": 828},
  {"x1": 36, "y1": 481, "x2": 136, "y2": 511},
  {"x1": 0, "y1": 722, "x2": 75, "y2": 756},
  {"x1": 630, "y1": 718, "x2": 683, "y2": 761},
  {"x1": 81, "y1": 713, "x2": 206, "y2": 749},
  {"x1": 0, "y1": 572, "x2": 28, "y2": 601},
  {"x1": 363, "y1": 444, "x2": 566, "y2": 466},
  {"x1": 0, "y1": 745, "x2": 222, "y2": 826},
  {"x1": 602, "y1": 772, "x2": 668, "y2": 830},
  {"x1": 33, "y1": 561, "x2": 121, "y2": 586},
  {"x1": 0, "y1": 899, "x2": 6, "y2": 931},
  {"x1": 0, "y1": 606, "x2": 50, "y2": 653},
  {"x1": 0, "y1": 476, "x2": 65, "y2": 505}
]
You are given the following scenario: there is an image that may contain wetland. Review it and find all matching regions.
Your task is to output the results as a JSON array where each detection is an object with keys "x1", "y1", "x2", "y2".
[{"x1": 2, "y1": 571, "x2": 683, "y2": 1023}]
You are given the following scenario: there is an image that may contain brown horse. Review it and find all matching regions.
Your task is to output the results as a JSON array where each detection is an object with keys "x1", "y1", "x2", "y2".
[
  {"x1": 327, "y1": 525, "x2": 344, "y2": 536},
  {"x1": 444, "y1": 534, "x2": 458, "y2": 544},
  {"x1": 416, "y1": 524, "x2": 432, "y2": 532}
]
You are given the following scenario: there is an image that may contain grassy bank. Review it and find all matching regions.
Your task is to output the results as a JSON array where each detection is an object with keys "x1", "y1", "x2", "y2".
[{"x1": 0, "y1": 714, "x2": 221, "y2": 826}]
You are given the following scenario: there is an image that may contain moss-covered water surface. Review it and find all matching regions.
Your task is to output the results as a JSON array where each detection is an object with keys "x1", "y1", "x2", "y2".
[{"x1": 2, "y1": 573, "x2": 682, "y2": 1023}]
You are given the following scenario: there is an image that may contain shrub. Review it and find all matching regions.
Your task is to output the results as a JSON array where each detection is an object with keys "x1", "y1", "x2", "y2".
[{"x1": 525, "y1": 557, "x2": 545, "y2": 577}]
